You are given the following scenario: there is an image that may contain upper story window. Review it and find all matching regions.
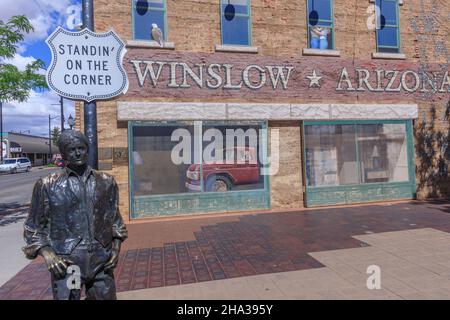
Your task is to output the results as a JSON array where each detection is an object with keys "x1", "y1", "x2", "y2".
[
  {"x1": 307, "y1": 0, "x2": 334, "y2": 50},
  {"x1": 220, "y1": 0, "x2": 252, "y2": 46},
  {"x1": 132, "y1": 0, "x2": 167, "y2": 41},
  {"x1": 376, "y1": 0, "x2": 400, "y2": 53}
]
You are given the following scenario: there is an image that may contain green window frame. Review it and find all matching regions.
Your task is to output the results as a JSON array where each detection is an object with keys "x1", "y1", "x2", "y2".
[
  {"x1": 132, "y1": 0, "x2": 168, "y2": 41},
  {"x1": 220, "y1": 0, "x2": 253, "y2": 46},
  {"x1": 302, "y1": 120, "x2": 416, "y2": 207},
  {"x1": 128, "y1": 120, "x2": 270, "y2": 219},
  {"x1": 376, "y1": 0, "x2": 401, "y2": 53},
  {"x1": 306, "y1": 0, "x2": 335, "y2": 50}
]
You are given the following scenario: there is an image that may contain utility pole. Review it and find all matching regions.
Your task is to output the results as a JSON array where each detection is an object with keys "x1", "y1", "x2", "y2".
[
  {"x1": 82, "y1": 0, "x2": 98, "y2": 169},
  {"x1": 48, "y1": 115, "x2": 58, "y2": 164},
  {"x1": 60, "y1": 96, "x2": 65, "y2": 132},
  {"x1": 48, "y1": 115, "x2": 52, "y2": 162}
]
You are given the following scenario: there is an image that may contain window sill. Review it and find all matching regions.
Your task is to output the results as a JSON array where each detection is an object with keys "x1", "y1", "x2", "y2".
[
  {"x1": 372, "y1": 52, "x2": 406, "y2": 60},
  {"x1": 369, "y1": 0, "x2": 403, "y2": 4},
  {"x1": 215, "y1": 44, "x2": 258, "y2": 54},
  {"x1": 126, "y1": 40, "x2": 175, "y2": 50},
  {"x1": 302, "y1": 48, "x2": 341, "y2": 57}
]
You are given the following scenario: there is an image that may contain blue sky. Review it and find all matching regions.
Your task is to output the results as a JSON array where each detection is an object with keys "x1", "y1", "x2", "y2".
[{"x1": 1, "y1": 0, "x2": 82, "y2": 137}]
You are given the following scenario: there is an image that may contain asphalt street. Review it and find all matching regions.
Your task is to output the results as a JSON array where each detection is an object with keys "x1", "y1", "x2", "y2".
[
  {"x1": 0, "y1": 167, "x2": 59, "y2": 205},
  {"x1": 0, "y1": 167, "x2": 59, "y2": 286}
]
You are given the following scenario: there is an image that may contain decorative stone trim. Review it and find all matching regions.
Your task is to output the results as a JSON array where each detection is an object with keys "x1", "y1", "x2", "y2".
[
  {"x1": 302, "y1": 48, "x2": 341, "y2": 57},
  {"x1": 126, "y1": 40, "x2": 175, "y2": 50},
  {"x1": 118, "y1": 102, "x2": 227, "y2": 120},
  {"x1": 227, "y1": 103, "x2": 290, "y2": 120},
  {"x1": 215, "y1": 44, "x2": 258, "y2": 54},
  {"x1": 117, "y1": 102, "x2": 418, "y2": 121},
  {"x1": 372, "y1": 52, "x2": 407, "y2": 60}
]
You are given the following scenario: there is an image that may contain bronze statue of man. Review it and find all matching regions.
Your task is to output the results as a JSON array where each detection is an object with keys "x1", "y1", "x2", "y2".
[{"x1": 23, "y1": 130, "x2": 127, "y2": 300}]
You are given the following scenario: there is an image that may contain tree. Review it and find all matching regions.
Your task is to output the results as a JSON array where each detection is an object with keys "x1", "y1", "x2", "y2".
[
  {"x1": 51, "y1": 127, "x2": 61, "y2": 146},
  {"x1": 0, "y1": 15, "x2": 47, "y2": 103}
]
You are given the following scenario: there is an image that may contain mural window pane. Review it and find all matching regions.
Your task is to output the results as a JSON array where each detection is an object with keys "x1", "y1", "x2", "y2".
[
  {"x1": 221, "y1": 0, "x2": 251, "y2": 46},
  {"x1": 377, "y1": 26, "x2": 398, "y2": 48},
  {"x1": 132, "y1": 122, "x2": 266, "y2": 199},
  {"x1": 199, "y1": 124, "x2": 265, "y2": 193},
  {"x1": 132, "y1": 125, "x2": 199, "y2": 196},
  {"x1": 376, "y1": 0, "x2": 400, "y2": 53},
  {"x1": 358, "y1": 124, "x2": 409, "y2": 183},
  {"x1": 305, "y1": 125, "x2": 358, "y2": 187},
  {"x1": 379, "y1": 0, "x2": 397, "y2": 25},
  {"x1": 133, "y1": 0, "x2": 167, "y2": 41},
  {"x1": 307, "y1": 0, "x2": 334, "y2": 50},
  {"x1": 305, "y1": 122, "x2": 410, "y2": 188}
]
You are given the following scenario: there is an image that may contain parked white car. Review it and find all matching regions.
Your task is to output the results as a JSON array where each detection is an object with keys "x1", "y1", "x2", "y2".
[{"x1": 0, "y1": 158, "x2": 32, "y2": 174}]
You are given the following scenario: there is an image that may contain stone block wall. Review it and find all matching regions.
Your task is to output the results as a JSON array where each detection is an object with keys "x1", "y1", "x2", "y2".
[{"x1": 269, "y1": 121, "x2": 304, "y2": 209}]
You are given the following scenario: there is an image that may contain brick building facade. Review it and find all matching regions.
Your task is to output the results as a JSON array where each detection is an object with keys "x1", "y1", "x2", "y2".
[{"x1": 75, "y1": 0, "x2": 449, "y2": 222}]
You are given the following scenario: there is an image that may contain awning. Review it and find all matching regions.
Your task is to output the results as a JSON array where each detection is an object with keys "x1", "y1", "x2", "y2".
[{"x1": 7, "y1": 133, "x2": 57, "y2": 154}]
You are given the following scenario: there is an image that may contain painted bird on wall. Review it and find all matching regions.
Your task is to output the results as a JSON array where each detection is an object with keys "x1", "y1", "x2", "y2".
[{"x1": 151, "y1": 23, "x2": 164, "y2": 47}]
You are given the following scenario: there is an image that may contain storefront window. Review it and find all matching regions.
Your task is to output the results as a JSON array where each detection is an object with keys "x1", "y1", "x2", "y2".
[{"x1": 305, "y1": 122, "x2": 410, "y2": 187}]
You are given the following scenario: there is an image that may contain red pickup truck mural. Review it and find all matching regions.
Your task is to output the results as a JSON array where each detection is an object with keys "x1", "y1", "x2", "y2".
[{"x1": 185, "y1": 147, "x2": 261, "y2": 192}]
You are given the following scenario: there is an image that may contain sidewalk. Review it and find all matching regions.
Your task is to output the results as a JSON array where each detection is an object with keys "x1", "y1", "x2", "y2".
[
  {"x1": 0, "y1": 204, "x2": 30, "y2": 287},
  {"x1": 117, "y1": 228, "x2": 450, "y2": 300},
  {"x1": 1, "y1": 200, "x2": 450, "y2": 299}
]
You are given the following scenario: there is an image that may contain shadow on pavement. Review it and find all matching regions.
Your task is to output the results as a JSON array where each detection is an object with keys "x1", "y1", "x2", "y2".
[
  {"x1": 409, "y1": 199, "x2": 450, "y2": 214},
  {"x1": 0, "y1": 203, "x2": 30, "y2": 227}
]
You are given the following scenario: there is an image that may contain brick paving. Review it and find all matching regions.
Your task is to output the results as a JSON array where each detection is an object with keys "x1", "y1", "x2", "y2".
[{"x1": 1, "y1": 200, "x2": 450, "y2": 299}]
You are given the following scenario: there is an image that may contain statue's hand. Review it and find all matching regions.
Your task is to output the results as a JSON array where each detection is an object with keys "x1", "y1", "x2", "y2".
[
  {"x1": 104, "y1": 239, "x2": 121, "y2": 271},
  {"x1": 39, "y1": 247, "x2": 74, "y2": 279}
]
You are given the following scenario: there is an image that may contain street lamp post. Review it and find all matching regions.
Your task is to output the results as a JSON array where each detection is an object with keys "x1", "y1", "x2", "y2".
[{"x1": 68, "y1": 114, "x2": 75, "y2": 130}]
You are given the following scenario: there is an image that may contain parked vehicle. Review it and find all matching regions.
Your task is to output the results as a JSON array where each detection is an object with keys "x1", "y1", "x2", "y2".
[
  {"x1": 185, "y1": 147, "x2": 260, "y2": 192},
  {"x1": 0, "y1": 157, "x2": 32, "y2": 174},
  {"x1": 54, "y1": 158, "x2": 65, "y2": 167}
]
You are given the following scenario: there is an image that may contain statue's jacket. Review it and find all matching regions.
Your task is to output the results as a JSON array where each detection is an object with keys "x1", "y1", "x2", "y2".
[{"x1": 23, "y1": 166, "x2": 128, "y2": 259}]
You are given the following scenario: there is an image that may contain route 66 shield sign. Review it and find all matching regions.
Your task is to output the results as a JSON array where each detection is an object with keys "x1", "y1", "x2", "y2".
[{"x1": 46, "y1": 27, "x2": 129, "y2": 102}]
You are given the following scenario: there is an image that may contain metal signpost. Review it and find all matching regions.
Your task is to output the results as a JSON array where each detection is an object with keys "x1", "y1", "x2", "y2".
[
  {"x1": 0, "y1": 102, "x2": 3, "y2": 162},
  {"x1": 45, "y1": 0, "x2": 128, "y2": 169}
]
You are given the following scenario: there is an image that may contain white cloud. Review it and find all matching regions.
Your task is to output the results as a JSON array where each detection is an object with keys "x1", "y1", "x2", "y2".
[
  {"x1": 2, "y1": 90, "x2": 76, "y2": 136},
  {"x1": 0, "y1": 1, "x2": 78, "y2": 137},
  {"x1": 4, "y1": 54, "x2": 37, "y2": 71},
  {"x1": 0, "y1": 0, "x2": 76, "y2": 43},
  {"x1": 3, "y1": 53, "x2": 47, "y2": 76}
]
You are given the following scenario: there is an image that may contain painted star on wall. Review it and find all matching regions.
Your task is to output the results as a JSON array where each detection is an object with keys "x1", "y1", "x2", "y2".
[{"x1": 306, "y1": 70, "x2": 323, "y2": 88}]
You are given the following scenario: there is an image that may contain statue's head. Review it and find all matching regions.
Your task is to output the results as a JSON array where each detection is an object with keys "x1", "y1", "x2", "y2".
[{"x1": 58, "y1": 130, "x2": 89, "y2": 167}]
